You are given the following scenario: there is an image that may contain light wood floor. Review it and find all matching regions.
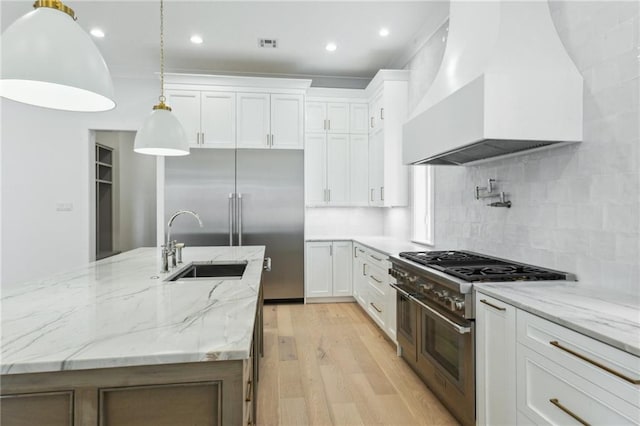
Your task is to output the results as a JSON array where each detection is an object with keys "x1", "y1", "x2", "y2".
[{"x1": 256, "y1": 302, "x2": 459, "y2": 426}]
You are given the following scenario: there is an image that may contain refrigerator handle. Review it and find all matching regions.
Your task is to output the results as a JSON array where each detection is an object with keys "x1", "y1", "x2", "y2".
[
  {"x1": 228, "y1": 193, "x2": 234, "y2": 246},
  {"x1": 238, "y1": 193, "x2": 243, "y2": 246}
]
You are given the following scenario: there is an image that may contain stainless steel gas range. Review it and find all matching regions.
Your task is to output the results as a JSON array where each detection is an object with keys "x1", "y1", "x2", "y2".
[{"x1": 389, "y1": 250, "x2": 576, "y2": 426}]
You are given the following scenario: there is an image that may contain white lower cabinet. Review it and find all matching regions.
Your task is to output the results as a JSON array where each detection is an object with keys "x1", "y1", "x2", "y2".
[
  {"x1": 352, "y1": 244, "x2": 368, "y2": 307},
  {"x1": 475, "y1": 294, "x2": 517, "y2": 426},
  {"x1": 305, "y1": 241, "x2": 352, "y2": 299},
  {"x1": 476, "y1": 290, "x2": 640, "y2": 426},
  {"x1": 351, "y1": 243, "x2": 396, "y2": 342}
]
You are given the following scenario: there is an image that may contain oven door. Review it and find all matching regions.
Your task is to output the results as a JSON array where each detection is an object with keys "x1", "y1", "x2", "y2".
[
  {"x1": 391, "y1": 283, "x2": 418, "y2": 366},
  {"x1": 415, "y1": 297, "x2": 475, "y2": 426}
]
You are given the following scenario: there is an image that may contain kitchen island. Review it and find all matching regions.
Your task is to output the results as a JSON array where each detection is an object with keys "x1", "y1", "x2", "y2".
[{"x1": 1, "y1": 246, "x2": 265, "y2": 426}]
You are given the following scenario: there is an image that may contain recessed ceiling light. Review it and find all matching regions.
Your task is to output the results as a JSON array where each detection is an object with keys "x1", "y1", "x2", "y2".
[
  {"x1": 379, "y1": 28, "x2": 390, "y2": 37},
  {"x1": 90, "y1": 28, "x2": 105, "y2": 38},
  {"x1": 190, "y1": 35, "x2": 203, "y2": 44},
  {"x1": 325, "y1": 42, "x2": 337, "y2": 52}
]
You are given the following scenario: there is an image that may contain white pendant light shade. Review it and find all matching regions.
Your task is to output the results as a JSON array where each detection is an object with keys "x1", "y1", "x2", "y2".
[
  {"x1": 134, "y1": 107, "x2": 190, "y2": 156},
  {"x1": 0, "y1": 6, "x2": 115, "y2": 112}
]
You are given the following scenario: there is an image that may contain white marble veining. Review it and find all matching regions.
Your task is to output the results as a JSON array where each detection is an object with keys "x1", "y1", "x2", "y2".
[
  {"x1": 305, "y1": 235, "x2": 427, "y2": 257},
  {"x1": 1, "y1": 246, "x2": 265, "y2": 375},
  {"x1": 476, "y1": 282, "x2": 640, "y2": 357}
]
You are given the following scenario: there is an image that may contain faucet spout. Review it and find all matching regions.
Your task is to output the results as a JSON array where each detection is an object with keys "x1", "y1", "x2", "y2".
[{"x1": 166, "y1": 210, "x2": 204, "y2": 247}]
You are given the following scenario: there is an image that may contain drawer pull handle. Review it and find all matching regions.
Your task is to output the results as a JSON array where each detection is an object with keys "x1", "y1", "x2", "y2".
[
  {"x1": 370, "y1": 275, "x2": 382, "y2": 284},
  {"x1": 549, "y1": 398, "x2": 590, "y2": 425},
  {"x1": 370, "y1": 255, "x2": 383, "y2": 261},
  {"x1": 370, "y1": 302, "x2": 382, "y2": 313},
  {"x1": 480, "y1": 299, "x2": 506, "y2": 311},
  {"x1": 245, "y1": 380, "x2": 252, "y2": 402},
  {"x1": 550, "y1": 341, "x2": 640, "y2": 385}
]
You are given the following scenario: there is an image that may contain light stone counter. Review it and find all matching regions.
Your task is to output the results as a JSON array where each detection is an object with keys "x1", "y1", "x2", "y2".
[
  {"x1": 305, "y1": 235, "x2": 427, "y2": 257},
  {"x1": 476, "y1": 282, "x2": 640, "y2": 356},
  {"x1": 1, "y1": 246, "x2": 265, "y2": 375}
]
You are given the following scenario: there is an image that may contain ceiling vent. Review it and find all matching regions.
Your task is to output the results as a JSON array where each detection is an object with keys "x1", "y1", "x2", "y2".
[{"x1": 258, "y1": 39, "x2": 278, "y2": 48}]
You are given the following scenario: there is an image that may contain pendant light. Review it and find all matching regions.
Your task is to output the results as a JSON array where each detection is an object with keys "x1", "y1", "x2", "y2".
[
  {"x1": 0, "y1": 0, "x2": 115, "y2": 112},
  {"x1": 134, "y1": 0, "x2": 189, "y2": 156}
]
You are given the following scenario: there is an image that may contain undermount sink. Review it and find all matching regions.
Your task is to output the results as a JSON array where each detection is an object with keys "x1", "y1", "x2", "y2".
[{"x1": 166, "y1": 261, "x2": 247, "y2": 281}]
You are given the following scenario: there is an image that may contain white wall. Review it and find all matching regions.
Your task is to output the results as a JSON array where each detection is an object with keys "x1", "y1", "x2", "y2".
[
  {"x1": 388, "y1": 1, "x2": 639, "y2": 295},
  {"x1": 305, "y1": 207, "x2": 384, "y2": 237},
  {"x1": 1, "y1": 75, "x2": 159, "y2": 285}
]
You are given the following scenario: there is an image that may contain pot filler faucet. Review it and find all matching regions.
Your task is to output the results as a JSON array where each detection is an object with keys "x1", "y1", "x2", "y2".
[{"x1": 162, "y1": 210, "x2": 204, "y2": 272}]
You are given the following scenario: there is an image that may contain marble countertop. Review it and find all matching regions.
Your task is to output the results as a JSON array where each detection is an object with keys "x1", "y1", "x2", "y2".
[
  {"x1": 476, "y1": 282, "x2": 640, "y2": 357},
  {"x1": 305, "y1": 235, "x2": 427, "y2": 257},
  {"x1": 1, "y1": 246, "x2": 265, "y2": 375}
]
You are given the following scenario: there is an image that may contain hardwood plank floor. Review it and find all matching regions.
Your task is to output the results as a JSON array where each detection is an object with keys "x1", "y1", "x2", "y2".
[{"x1": 257, "y1": 303, "x2": 459, "y2": 426}]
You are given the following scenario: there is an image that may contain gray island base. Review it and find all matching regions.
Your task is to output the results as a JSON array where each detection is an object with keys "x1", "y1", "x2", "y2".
[{"x1": 1, "y1": 247, "x2": 265, "y2": 426}]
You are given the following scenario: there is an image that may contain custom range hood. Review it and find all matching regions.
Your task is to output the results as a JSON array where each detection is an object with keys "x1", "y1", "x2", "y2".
[{"x1": 403, "y1": 0, "x2": 583, "y2": 166}]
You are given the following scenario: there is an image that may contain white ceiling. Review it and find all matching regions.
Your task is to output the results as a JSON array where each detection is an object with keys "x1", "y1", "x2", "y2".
[{"x1": 1, "y1": 1, "x2": 449, "y2": 88}]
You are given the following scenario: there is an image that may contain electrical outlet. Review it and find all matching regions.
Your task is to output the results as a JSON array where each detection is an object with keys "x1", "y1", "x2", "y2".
[{"x1": 56, "y1": 203, "x2": 73, "y2": 212}]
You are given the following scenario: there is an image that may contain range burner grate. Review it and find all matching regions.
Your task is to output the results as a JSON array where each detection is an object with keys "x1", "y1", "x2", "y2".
[{"x1": 399, "y1": 250, "x2": 569, "y2": 282}]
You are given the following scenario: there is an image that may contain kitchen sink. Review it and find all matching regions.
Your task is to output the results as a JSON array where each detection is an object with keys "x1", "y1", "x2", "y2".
[{"x1": 166, "y1": 261, "x2": 247, "y2": 281}]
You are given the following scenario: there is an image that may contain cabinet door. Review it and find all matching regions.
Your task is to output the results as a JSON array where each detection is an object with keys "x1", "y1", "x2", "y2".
[
  {"x1": 326, "y1": 134, "x2": 350, "y2": 205},
  {"x1": 326, "y1": 102, "x2": 349, "y2": 133},
  {"x1": 349, "y1": 134, "x2": 369, "y2": 206},
  {"x1": 201, "y1": 91, "x2": 236, "y2": 148},
  {"x1": 237, "y1": 93, "x2": 270, "y2": 148},
  {"x1": 305, "y1": 242, "x2": 332, "y2": 298},
  {"x1": 350, "y1": 103, "x2": 369, "y2": 134},
  {"x1": 332, "y1": 241, "x2": 353, "y2": 296},
  {"x1": 271, "y1": 94, "x2": 304, "y2": 149},
  {"x1": 476, "y1": 294, "x2": 517, "y2": 426},
  {"x1": 305, "y1": 102, "x2": 327, "y2": 133},
  {"x1": 0, "y1": 392, "x2": 73, "y2": 426},
  {"x1": 368, "y1": 131, "x2": 384, "y2": 206},
  {"x1": 165, "y1": 90, "x2": 201, "y2": 147},
  {"x1": 304, "y1": 134, "x2": 327, "y2": 206},
  {"x1": 368, "y1": 90, "x2": 383, "y2": 135},
  {"x1": 352, "y1": 245, "x2": 367, "y2": 307}
]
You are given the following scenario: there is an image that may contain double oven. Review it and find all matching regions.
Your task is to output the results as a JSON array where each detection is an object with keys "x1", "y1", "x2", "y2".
[{"x1": 390, "y1": 250, "x2": 574, "y2": 426}]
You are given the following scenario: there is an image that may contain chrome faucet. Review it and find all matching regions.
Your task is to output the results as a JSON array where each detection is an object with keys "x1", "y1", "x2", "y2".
[{"x1": 162, "y1": 210, "x2": 204, "y2": 272}]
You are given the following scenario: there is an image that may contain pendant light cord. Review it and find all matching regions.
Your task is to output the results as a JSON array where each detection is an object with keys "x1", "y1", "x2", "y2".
[{"x1": 159, "y1": 0, "x2": 165, "y2": 104}]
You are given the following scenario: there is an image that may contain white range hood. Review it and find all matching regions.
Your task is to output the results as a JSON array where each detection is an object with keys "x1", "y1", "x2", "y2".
[{"x1": 403, "y1": 0, "x2": 583, "y2": 166}]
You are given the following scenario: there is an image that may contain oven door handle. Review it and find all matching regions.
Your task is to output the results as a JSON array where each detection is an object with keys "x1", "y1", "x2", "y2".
[
  {"x1": 410, "y1": 295, "x2": 472, "y2": 335},
  {"x1": 390, "y1": 283, "x2": 409, "y2": 297}
]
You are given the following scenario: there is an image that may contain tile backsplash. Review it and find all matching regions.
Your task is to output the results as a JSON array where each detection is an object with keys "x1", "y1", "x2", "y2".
[{"x1": 393, "y1": 1, "x2": 639, "y2": 295}]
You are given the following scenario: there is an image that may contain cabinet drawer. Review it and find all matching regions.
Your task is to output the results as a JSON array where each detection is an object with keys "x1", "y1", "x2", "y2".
[
  {"x1": 517, "y1": 310, "x2": 640, "y2": 406},
  {"x1": 366, "y1": 263, "x2": 387, "y2": 292},
  {"x1": 367, "y1": 283, "x2": 385, "y2": 328},
  {"x1": 517, "y1": 344, "x2": 639, "y2": 424},
  {"x1": 366, "y1": 249, "x2": 388, "y2": 270}
]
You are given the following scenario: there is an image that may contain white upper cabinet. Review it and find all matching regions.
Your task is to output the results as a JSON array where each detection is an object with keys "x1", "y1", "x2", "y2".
[
  {"x1": 326, "y1": 103, "x2": 349, "y2": 133},
  {"x1": 349, "y1": 134, "x2": 369, "y2": 206},
  {"x1": 305, "y1": 101, "x2": 350, "y2": 133},
  {"x1": 166, "y1": 90, "x2": 236, "y2": 148},
  {"x1": 350, "y1": 103, "x2": 369, "y2": 134},
  {"x1": 165, "y1": 90, "x2": 201, "y2": 147},
  {"x1": 326, "y1": 134, "x2": 350, "y2": 205},
  {"x1": 304, "y1": 133, "x2": 350, "y2": 206},
  {"x1": 365, "y1": 71, "x2": 409, "y2": 207},
  {"x1": 201, "y1": 92, "x2": 236, "y2": 148},
  {"x1": 304, "y1": 94, "x2": 369, "y2": 206},
  {"x1": 237, "y1": 93, "x2": 303, "y2": 149},
  {"x1": 305, "y1": 102, "x2": 327, "y2": 133},
  {"x1": 164, "y1": 74, "x2": 310, "y2": 150},
  {"x1": 304, "y1": 133, "x2": 327, "y2": 205},
  {"x1": 270, "y1": 94, "x2": 304, "y2": 149},
  {"x1": 236, "y1": 93, "x2": 271, "y2": 149}
]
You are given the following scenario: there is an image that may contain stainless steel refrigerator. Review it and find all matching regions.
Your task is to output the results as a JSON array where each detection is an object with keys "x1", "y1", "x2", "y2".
[{"x1": 165, "y1": 149, "x2": 304, "y2": 302}]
